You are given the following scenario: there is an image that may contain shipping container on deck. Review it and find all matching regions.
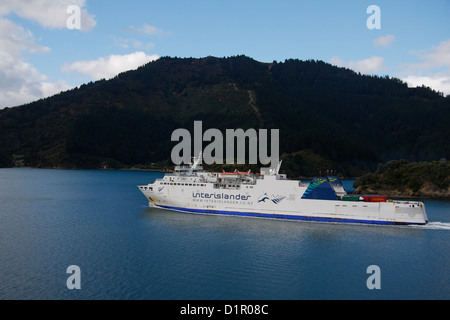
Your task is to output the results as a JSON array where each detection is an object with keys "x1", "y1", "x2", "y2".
[
  {"x1": 341, "y1": 196, "x2": 361, "y2": 202},
  {"x1": 361, "y1": 195, "x2": 387, "y2": 203}
]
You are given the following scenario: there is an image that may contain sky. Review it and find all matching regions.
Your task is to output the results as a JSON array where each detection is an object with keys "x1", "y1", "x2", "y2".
[{"x1": 1, "y1": 0, "x2": 449, "y2": 109}]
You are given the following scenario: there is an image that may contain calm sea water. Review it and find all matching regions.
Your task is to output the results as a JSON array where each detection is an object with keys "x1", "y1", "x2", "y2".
[{"x1": 0, "y1": 168, "x2": 449, "y2": 300}]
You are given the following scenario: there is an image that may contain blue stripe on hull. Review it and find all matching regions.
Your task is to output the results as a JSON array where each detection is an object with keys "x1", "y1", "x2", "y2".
[{"x1": 156, "y1": 205, "x2": 426, "y2": 226}]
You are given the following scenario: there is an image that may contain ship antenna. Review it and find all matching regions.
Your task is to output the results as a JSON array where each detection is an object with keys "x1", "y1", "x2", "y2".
[
  {"x1": 192, "y1": 152, "x2": 203, "y2": 169},
  {"x1": 275, "y1": 160, "x2": 283, "y2": 175}
]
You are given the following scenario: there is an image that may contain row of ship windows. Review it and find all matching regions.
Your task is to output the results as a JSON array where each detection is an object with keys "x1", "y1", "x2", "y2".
[
  {"x1": 159, "y1": 182, "x2": 254, "y2": 189},
  {"x1": 160, "y1": 182, "x2": 207, "y2": 187}
]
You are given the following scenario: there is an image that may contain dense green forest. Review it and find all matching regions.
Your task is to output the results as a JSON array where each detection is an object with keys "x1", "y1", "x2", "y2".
[
  {"x1": 0, "y1": 55, "x2": 449, "y2": 177},
  {"x1": 354, "y1": 160, "x2": 450, "y2": 198}
]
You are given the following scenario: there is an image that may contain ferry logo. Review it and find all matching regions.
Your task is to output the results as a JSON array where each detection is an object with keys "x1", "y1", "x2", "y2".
[
  {"x1": 258, "y1": 193, "x2": 286, "y2": 205},
  {"x1": 258, "y1": 194, "x2": 270, "y2": 203}
]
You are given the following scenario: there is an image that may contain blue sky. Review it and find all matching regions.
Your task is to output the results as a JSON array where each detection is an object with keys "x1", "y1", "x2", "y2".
[{"x1": 1, "y1": 0, "x2": 449, "y2": 108}]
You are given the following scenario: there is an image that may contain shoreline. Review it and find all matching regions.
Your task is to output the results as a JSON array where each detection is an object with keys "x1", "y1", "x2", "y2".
[
  {"x1": 3, "y1": 166, "x2": 449, "y2": 200},
  {"x1": 0, "y1": 166, "x2": 172, "y2": 172},
  {"x1": 352, "y1": 187, "x2": 450, "y2": 201},
  {"x1": 349, "y1": 192, "x2": 450, "y2": 201}
]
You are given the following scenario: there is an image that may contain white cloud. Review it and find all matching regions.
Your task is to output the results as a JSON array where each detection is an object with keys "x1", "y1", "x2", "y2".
[
  {"x1": 373, "y1": 35, "x2": 396, "y2": 48},
  {"x1": 0, "y1": 18, "x2": 50, "y2": 56},
  {"x1": 0, "y1": 0, "x2": 96, "y2": 31},
  {"x1": 112, "y1": 36, "x2": 155, "y2": 50},
  {"x1": 0, "y1": 1, "x2": 97, "y2": 108},
  {"x1": 124, "y1": 23, "x2": 170, "y2": 37},
  {"x1": 403, "y1": 39, "x2": 450, "y2": 72},
  {"x1": 0, "y1": 17, "x2": 71, "y2": 109},
  {"x1": 0, "y1": 53, "x2": 71, "y2": 109},
  {"x1": 329, "y1": 56, "x2": 385, "y2": 74},
  {"x1": 399, "y1": 39, "x2": 450, "y2": 95},
  {"x1": 62, "y1": 52, "x2": 160, "y2": 80},
  {"x1": 402, "y1": 75, "x2": 450, "y2": 95},
  {"x1": 41, "y1": 80, "x2": 72, "y2": 98}
]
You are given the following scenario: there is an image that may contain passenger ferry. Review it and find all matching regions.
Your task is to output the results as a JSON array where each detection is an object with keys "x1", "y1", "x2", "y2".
[{"x1": 138, "y1": 155, "x2": 428, "y2": 225}]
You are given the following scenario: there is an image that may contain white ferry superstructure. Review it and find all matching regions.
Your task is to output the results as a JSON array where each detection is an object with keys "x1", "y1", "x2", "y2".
[{"x1": 138, "y1": 156, "x2": 428, "y2": 226}]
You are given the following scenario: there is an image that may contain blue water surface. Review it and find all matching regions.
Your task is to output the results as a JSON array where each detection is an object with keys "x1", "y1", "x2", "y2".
[{"x1": 0, "y1": 168, "x2": 448, "y2": 300}]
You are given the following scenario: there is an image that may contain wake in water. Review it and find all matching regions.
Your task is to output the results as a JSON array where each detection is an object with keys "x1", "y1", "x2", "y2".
[{"x1": 408, "y1": 222, "x2": 450, "y2": 231}]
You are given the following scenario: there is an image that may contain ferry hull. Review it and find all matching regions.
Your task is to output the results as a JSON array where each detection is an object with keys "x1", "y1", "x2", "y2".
[
  {"x1": 155, "y1": 204, "x2": 427, "y2": 226},
  {"x1": 139, "y1": 188, "x2": 428, "y2": 226}
]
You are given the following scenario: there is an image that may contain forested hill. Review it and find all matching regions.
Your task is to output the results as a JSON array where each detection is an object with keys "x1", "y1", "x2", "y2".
[{"x1": 0, "y1": 55, "x2": 449, "y2": 177}]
